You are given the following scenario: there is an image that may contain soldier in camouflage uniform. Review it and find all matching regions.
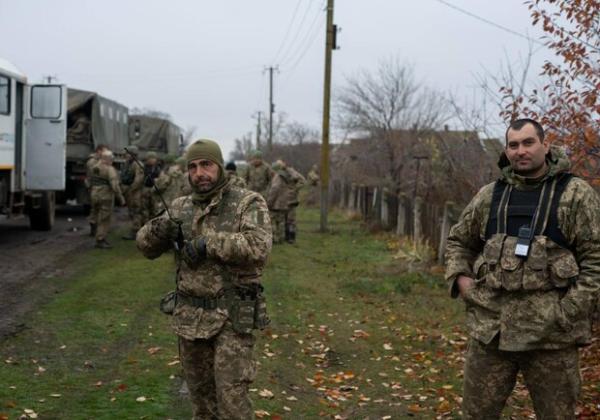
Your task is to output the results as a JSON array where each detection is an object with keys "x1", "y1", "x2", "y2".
[
  {"x1": 243, "y1": 150, "x2": 272, "y2": 199},
  {"x1": 445, "y1": 119, "x2": 600, "y2": 419},
  {"x1": 89, "y1": 150, "x2": 126, "y2": 248},
  {"x1": 121, "y1": 146, "x2": 145, "y2": 240},
  {"x1": 140, "y1": 151, "x2": 161, "y2": 224},
  {"x1": 267, "y1": 160, "x2": 305, "y2": 244},
  {"x1": 282, "y1": 162, "x2": 305, "y2": 244},
  {"x1": 154, "y1": 155, "x2": 185, "y2": 212},
  {"x1": 86, "y1": 144, "x2": 108, "y2": 236},
  {"x1": 136, "y1": 139, "x2": 272, "y2": 419},
  {"x1": 226, "y1": 161, "x2": 247, "y2": 189}
]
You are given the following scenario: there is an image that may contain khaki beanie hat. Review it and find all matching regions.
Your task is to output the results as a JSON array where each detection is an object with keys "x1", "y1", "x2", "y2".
[{"x1": 185, "y1": 139, "x2": 224, "y2": 166}]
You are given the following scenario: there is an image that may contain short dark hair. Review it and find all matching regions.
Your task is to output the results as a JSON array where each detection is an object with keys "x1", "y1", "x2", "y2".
[
  {"x1": 505, "y1": 118, "x2": 544, "y2": 143},
  {"x1": 225, "y1": 161, "x2": 237, "y2": 171}
]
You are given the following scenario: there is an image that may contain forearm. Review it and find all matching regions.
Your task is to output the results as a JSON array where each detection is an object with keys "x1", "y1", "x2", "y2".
[
  {"x1": 205, "y1": 231, "x2": 271, "y2": 266},
  {"x1": 136, "y1": 218, "x2": 173, "y2": 259}
]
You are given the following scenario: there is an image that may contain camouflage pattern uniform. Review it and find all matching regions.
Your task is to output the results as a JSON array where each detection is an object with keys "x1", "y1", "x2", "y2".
[
  {"x1": 266, "y1": 168, "x2": 290, "y2": 244},
  {"x1": 141, "y1": 160, "x2": 161, "y2": 224},
  {"x1": 244, "y1": 160, "x2": 272, "y2": 199},
  {"x1": 283, "y1": 166, "x2": 306, "y2": 242},
  {"x1": 121, "y1": 159, "x2": 145, "y2": 239},
  {"x1": 89, "y1": 159, "x2": 125, "y2": 247},
  {"x1": 137, "y1": 144, "x2": 272, "y2": 419},
  {"x1": 86, "y1": 153, "x2": 100, "y2": 234},
  {"x1": 155, "y1": 164, "x2": 185, "y2": 212},
  {"x1": 228, "y1": 172, "x2": 247, "y2": 189},
  {"x1": 445, "y1": 147, "x2": 600, "y2": 419}
]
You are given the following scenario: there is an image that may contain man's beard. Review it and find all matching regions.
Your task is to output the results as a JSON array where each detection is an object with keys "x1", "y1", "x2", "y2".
[{"x1": 191, "y1": 175, "x2": 218, "y2": 192}]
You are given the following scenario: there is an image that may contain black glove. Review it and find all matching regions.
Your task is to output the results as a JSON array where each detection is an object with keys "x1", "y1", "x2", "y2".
[
  {"x1": 154, "y1": 217, "x2": 181, "y2": 242},
  {"x1": 182, "y1": 237, "x2": 207, "y2": 268}
]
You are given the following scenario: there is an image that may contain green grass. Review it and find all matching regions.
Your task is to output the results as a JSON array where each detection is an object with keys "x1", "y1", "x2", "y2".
[{"x1": 1, "y1": 207, "x2": 597, "y2": 419}]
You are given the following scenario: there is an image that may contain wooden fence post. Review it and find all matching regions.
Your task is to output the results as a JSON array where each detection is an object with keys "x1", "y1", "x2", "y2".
[
  {"x1": 413, "y1": 196, "x2": 423, "y2": 244},
  {"x1": 396, "y1": 193, "x2": 406, "y2": 236}
]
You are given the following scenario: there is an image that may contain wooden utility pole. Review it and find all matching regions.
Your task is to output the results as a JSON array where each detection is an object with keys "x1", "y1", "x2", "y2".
[
  {"x1": 266, "y1": 66, "x2": 278, "y2": 153},
  {"x1": 253, "y1": 111, "x2": 262, "y2": 150},
  {"x1": 319, "y1": 0, "x2": 335, "y2": 232}
]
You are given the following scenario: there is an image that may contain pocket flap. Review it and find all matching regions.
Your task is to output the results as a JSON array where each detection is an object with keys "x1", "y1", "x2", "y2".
[
  {"x1": 551, "y1": 252, "x2": 579, "y2": 279},
  {"x1": 500, "y1": 237, "x2": 522, "y2": 271},
  {"x1": 483, "y1": 234, "x2": 504, "y2": 264},
  {"x1": 527, "y1": 236, "x2": 548, "y2": 270}
]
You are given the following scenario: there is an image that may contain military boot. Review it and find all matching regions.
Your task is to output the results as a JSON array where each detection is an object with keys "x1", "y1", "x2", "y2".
[
  {"x1": 287, "y1": 230, "x2": 296, "y2": 244},
  {"x1": 89, "y1": 223, "x2": 97, "y2": 237},
  {"x1": 95, "y1": 239, "x2": 112, "y2": 249}
]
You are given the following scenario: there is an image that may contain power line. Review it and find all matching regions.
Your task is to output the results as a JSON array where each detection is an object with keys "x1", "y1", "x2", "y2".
[
  {"x1": 271, "y1": 0, "x2": 304, "y2": 64},
  {"x1": 281, "y1": 1, "x2": 326, "y2": 72},
  {"x1": 433, "y1": 0, "x2": 544, "y2": 46},
  {"x1": 277, "y1": 0, "x2": 319, "y2": 66},
  {"x1": 284, "y1": 17, "x2": 326, "y2": 80}
]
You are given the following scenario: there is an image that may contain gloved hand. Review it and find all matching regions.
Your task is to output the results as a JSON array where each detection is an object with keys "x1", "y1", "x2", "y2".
[
  {"x1": 154, "y1": 217, "x2": 181, "y2": 242},
  {"x1": 182, "y1": 237, "x2": 207, "y2": 268}
]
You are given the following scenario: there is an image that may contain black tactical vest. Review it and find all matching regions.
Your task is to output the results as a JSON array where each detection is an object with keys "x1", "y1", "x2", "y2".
[{"x1": 485, "y1": 173, "x2": 573, "y2": 249}]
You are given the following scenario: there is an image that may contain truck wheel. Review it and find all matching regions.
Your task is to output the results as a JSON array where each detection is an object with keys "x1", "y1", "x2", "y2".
[{"x1": 29, "y1": 191, "x2": 56, "y2": 231}]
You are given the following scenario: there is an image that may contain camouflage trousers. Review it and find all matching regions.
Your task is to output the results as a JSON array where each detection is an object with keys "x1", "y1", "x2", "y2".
[
  {"x1": 463, "y1": 338, "x2": 580, "y2": 419},
  {"x1": 286, "y1": 206, "x2": 297, "y2": 234},
  {"x1": 270, "y1": 210, "x2": 287, "y2": 244},
  {"x1": 179, "y1": 323, "x2": 257, "y2": 420},
  {"x1": 90, "y1": 194, "x2": 114, "y2": 242},
  {"x1": 125, "y1": 189, "x2": 143, "y2": 235}
]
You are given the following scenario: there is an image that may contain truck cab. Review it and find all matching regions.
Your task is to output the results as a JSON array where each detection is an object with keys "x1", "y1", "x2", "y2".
[{"x1": 0, "y1": 58, "x2": 67, "y2": 230}]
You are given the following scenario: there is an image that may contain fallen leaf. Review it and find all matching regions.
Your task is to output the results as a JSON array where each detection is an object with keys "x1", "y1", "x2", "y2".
[
  {"x1": 258, "y1": 389, "x2": 274, "y2": 399},
  {"x1": 254, "y1": 410, "x2": 270, "y2": 418},
  {"x1": 136, "y1": 396, "x2": 147, "y2": 402},
  {"x1": 147, "y1": 347, "x2": 161, "y2": 355},
  {"x1": 383, "y1": 343, "x2": 393, "y2": 351},
  {"x1": 50, "y1": 393, "x2": 61, "y2": 398}
]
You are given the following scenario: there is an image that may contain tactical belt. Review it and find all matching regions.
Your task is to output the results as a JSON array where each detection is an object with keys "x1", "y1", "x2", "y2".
[{"x1": 176, "y1": 291, "x2": 228, "y2": 310}]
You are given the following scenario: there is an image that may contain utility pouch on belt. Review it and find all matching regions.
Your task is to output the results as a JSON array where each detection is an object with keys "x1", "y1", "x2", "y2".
[
  {"x1": 230, "y1": 285, "x2": 270, "y2": 334},
  {"x1": 160, "y1": 290, "x2": 177, "y2": 315},
  {"x1": 230, "y1": 294, "x2": 256, "y2": 335}
]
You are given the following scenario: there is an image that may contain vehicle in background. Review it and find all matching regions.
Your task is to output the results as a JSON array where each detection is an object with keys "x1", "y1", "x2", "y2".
[
  {"x1": 0, "y1": 58, "x2": 67, "y2": 230},
  {"x1": 128, "y1": 114, "x2": 183, "y2": 160},
  {"x1": 59, "y1": 88, "x2": 128, "y2": 208}
]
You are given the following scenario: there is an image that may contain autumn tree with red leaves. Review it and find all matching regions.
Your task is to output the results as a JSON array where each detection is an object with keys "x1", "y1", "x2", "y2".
[{"x1": 501, "y1": 0, "x2": 600, "y2": 183}]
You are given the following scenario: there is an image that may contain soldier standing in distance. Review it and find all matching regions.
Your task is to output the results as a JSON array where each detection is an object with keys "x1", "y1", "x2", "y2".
[
  {"x1": 120, "y1": 146, "x2": 145, "y2": 240},
  {"x1": 445, "y1": 118, "x2": 600, "y2": 419},
  {"x1": 89, "y1": 150, "x2": 125, "y2": 249},
  {"x1": 225, "y1": 161, "x2": 247, "y2": 188},
  {"x1": 243, "y1": 149, "x2": 272, "y2": 199},
  {"x1": 281, "y1": 161, "x2": 305, "y2": 244},
  {"x1": 140, "y1": 151, "x2": 161, "y2": 224},
  {"x1": 136, "y1": 139, "x2": 272, "y2": 419},
  {"x1": 86, "y1": 144, "x2": 108, "y2": 236}
]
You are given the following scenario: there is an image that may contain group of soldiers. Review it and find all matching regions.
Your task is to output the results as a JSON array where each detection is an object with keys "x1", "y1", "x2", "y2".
[
  {"x1": 85, "y1": 145, "x2": 191, "y2": 248},
  {"x1": 86, "y1": 146, "x2": 308, "y2": 249}
]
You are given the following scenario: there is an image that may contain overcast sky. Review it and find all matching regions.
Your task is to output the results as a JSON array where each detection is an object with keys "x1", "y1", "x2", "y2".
[{"x1": 0, "y1": 0, "x2": 552, "y2": 158}]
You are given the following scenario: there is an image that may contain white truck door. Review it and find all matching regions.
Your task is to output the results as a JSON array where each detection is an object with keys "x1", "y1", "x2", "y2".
[{"x1": 24, "y1": 84, "x2": 67, "y2": 190}]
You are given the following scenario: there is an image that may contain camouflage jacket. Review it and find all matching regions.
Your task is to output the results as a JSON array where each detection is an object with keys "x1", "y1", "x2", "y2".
[
  {"x1": 155, "y1": 165, "x2": 185, "y2": 209},
  {"x1": 267, "y1": 170, "x2": 292, "y2": 211},
  {"x1": 285, "y1": 166, "x2": 306, "y2": 206},
  {"x1": 121, "y1": 161, "x2": 145, "y2": 197},
  {"x1": 136, "y1": 179, "x2": 272, "y2": 340},
  {"x1": 228, "y1": 173, "x2": 247, "y2": 189},
  {"x1": 244, "y1": 161, "x2": 272, "y2": 198},
  {"x1": 90, "y1": 162, "x2": 124, "y2": 203},
  {"x1": 445, "y1": 148, "x2": 600, "y2": 351}
]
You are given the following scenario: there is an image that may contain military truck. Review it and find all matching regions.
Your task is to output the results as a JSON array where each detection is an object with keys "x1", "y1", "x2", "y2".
[
  {"x1": 59, "y1": 88, "x2": 129, "y2": 207},
  {"x1": 128, "y1": 114, "x2": 183, "y2": 159},
  {"x1": 0, "y1": 58, "x2": 67, "y2": 230}
]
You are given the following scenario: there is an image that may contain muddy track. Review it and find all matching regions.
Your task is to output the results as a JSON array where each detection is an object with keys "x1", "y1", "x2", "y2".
[{"x1": 0, "y1": 207, "x2": 129, "y2": 339}]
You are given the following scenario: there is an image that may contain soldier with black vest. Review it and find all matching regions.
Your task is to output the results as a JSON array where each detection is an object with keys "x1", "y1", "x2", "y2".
[
  {"x1": 445, "y1": 118, "x2": 600, "y2": 419},
  {"x1": 140, "y1": 151, "x2": 161, "y2": 224}
]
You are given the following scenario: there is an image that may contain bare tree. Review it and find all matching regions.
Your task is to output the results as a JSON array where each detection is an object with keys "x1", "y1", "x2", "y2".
[
  {"x1": 229, "y1": 132, "x2": 254, "y2": 161},
  {"x1": 334, "y1": 56, "x2": 450, "y2": 134},
  {"x1": 280, "y1": 121, "x2": 320, "y2": 145}
]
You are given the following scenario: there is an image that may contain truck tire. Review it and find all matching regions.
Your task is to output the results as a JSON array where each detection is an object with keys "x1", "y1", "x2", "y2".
[{"x1": 29, "y1": 191, "x2": 56, "y2": 231}]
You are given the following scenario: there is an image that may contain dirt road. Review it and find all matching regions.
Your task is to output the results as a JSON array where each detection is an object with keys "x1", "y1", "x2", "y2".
[{"x1": 0, "y1": 207, "x2": 128, "y2": 338}]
